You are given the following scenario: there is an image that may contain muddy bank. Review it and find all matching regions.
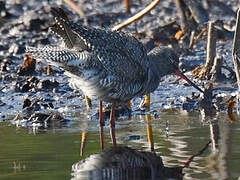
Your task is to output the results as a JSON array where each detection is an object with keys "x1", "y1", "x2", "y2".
[{"x1": 0, "y1": 0, "x2": 239, "y2": 127}]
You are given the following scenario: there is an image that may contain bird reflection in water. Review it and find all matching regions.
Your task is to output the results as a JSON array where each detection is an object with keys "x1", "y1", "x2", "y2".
[
  {"x1": 76, "y1": 113, "x2": 183, "y2": 180},
  {"x1": 71, "y1": 146, "x2": 183, "y2": 180},
  {"x1": 76, "y1": 109, "x2": 212, "y2": 180}
]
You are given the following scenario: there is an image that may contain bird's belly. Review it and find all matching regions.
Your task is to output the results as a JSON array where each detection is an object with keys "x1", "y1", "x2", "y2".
[
  {"x1": 69, "y1": 77, "x2": 108, "y2": 100},
  {"x1": 68, "y1": 78, "x2": 139, "y2": 103},
  {"x1": 65, "y1": 71, "x2": 118, "y2": 102},
  {"x1": 65, "y1": 70, "x2": 145, "y2": 103}
]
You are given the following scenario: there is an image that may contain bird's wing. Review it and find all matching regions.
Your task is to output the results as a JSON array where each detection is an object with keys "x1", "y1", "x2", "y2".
[
  {"x1": 74, "y1": 27, "x2": 148, "y2": 82},
  {"x1": 50, "y1": 8, "x2": 149, "y2": 82}
]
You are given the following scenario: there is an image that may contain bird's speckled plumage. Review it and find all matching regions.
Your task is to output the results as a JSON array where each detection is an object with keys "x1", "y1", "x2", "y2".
[
  {"x1": 72, "y1": 146, "x2": 163, "y2": 174},
  {"x1": 27, "y1": 7, "x2": 180, "y2": 103},
  {"x1": 71, "y1": 146, "x2": 183, "y2": 180}
]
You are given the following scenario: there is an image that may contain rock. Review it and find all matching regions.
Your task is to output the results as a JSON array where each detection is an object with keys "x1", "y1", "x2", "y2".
[
  {"x1": 22, "y1": 98, "x2": 31, "y2": 109},
  {"x1": 37, "y1": 79, "x2": 59, "y2": 90}
]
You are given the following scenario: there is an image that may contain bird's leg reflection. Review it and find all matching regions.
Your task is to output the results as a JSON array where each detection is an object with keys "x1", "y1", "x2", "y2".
[
  {"x1": 144, "y1": 94, "x2": 154, "y2": 151},
  {"x1": 99, "y1": 100, "x2": 104, "y2": 150},
  {"x1": 146, "y1": 114, "x2": 154, "y2": 152},
  {"x1": 80, "y1": 130, "x2": 88, "y2": 156},
  {"x1": 110, "y1": 103, "x2": 117, "y2": 146}
]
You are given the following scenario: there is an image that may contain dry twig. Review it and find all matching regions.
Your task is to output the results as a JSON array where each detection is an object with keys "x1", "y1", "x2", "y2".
[
  {"x1": 192, "y1": 22, "x2": 217, "y2": 79},
  {"x1": 112, "y1": 0, "x2": 160, "y2": 31}
]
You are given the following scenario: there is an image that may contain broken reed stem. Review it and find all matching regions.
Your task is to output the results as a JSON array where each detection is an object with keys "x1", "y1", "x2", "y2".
[
  {"x1": 232, "y1": 9, "x2": 240, "y2": 89},
  {"x1": 112, "y1": 0, "x2": 160, "y2": 31},
  {"x1": 63, "y1": 0, "x2": 84, "y2": 16},
  {"x1": 205, "y1": 21, "x2": 217, "y2": 74},
  {"x1": 174, "y1": 0, "x2": 188, "y2": 33},
  {"x1": 210, "y1": 57, "x2": 223, "y2": 81},
  {"x1": 189, "y1": 30, "x2": 195, "y2": 49},
  {"x1": 211, "y1": 57, "x2": 222, "y2": 75}
]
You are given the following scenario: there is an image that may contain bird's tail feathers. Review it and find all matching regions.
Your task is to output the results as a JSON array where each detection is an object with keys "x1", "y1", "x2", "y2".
[
  {"x1": 26, "y1": 45, "x2": 81, "y2": 67},
  {"x1": 50, "y1": 7, "x2": 77, "y2": 49}
]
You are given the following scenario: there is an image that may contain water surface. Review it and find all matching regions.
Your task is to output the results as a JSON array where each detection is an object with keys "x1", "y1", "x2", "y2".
[{"x1": 0, "y1": 112, "x2": 239, "y2": 180}]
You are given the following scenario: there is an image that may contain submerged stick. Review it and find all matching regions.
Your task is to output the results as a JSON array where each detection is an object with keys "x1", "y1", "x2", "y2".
[
  {"x1": 183, "y1": 140, "x2": 211, "y2": 168},
  {"x1": 112, "y1": 0, "x2": 160, "y2": 31}
]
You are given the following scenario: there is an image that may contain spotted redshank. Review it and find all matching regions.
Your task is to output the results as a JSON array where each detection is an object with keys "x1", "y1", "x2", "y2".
[{"x1": 27, "y1": 7, "x2": 205, "y2": 147}]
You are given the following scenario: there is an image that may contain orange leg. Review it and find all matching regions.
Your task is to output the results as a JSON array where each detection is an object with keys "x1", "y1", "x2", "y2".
[
  {"x1": 145, "y1": 94, "x2": 150, "y2": 109},
  {"x1": 85, "y1": 96, "x2": 92, "y2": 109}
]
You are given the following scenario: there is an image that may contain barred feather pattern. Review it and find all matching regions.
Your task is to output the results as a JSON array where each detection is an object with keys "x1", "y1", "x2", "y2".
[
  {"x1": 26, "y1": 45, "x2": 149, "y2": 102},
  {"x1": 72, "y1": 146, "x2": 163, "y2": 173},
  {"x1": 26, "y1": 8, "x2": 180, "y2": 103}
]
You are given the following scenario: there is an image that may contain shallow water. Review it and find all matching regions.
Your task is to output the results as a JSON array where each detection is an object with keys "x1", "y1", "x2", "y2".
[{"x1": 0, "y1": 112, "x2": 239, "y2": 180}]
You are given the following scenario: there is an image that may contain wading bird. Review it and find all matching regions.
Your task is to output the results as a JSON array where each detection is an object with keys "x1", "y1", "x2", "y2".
[{"x1": 27, "y1": 7, "x2": 205, "y2": 148}]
